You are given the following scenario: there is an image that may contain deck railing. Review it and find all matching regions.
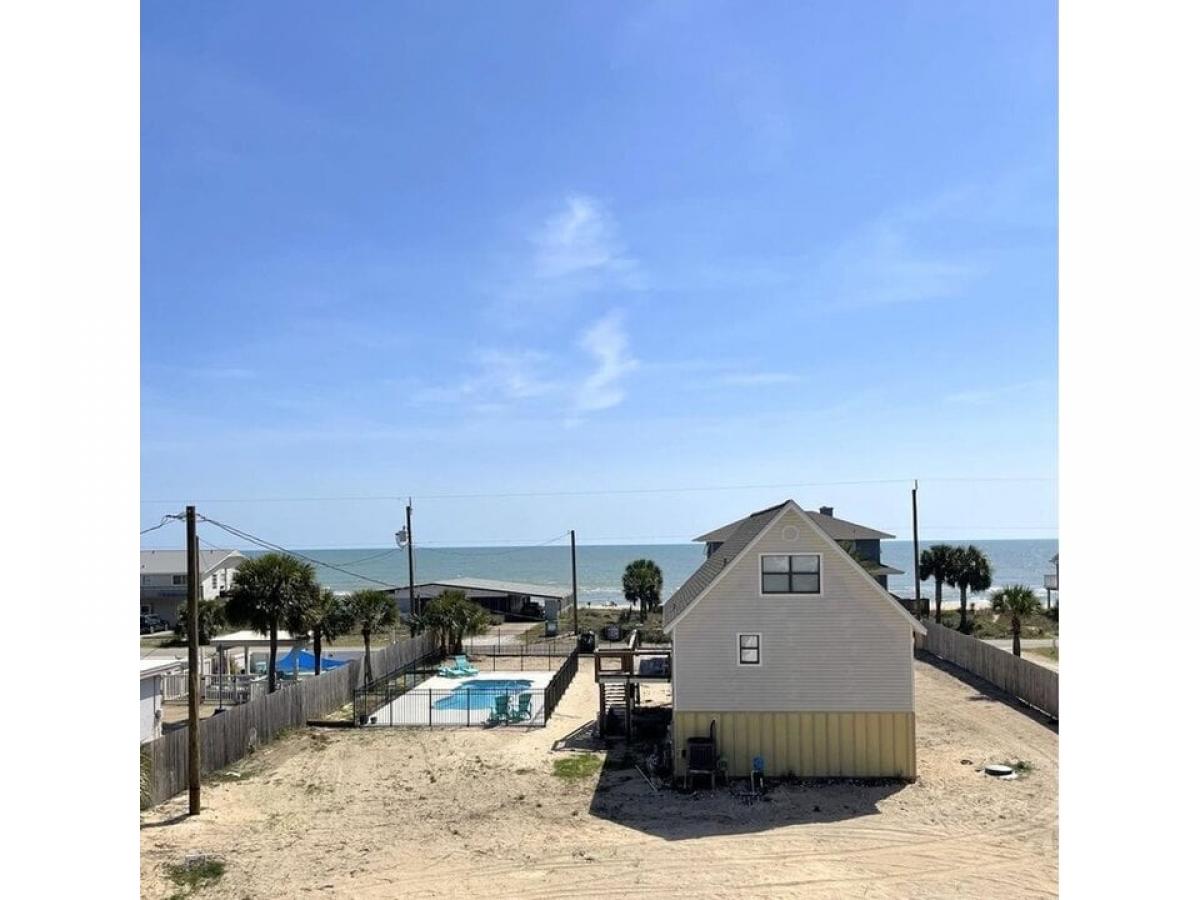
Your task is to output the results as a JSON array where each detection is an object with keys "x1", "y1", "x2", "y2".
[{"x1": 594, "y1": 647, "x2": 672, "y2": 680}]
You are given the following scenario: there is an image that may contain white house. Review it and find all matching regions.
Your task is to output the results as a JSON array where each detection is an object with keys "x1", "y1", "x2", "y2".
[
  {"x1": 140, "y1": 548, "x2": 246, "y2": 625},
  {"x1": 140, "y1": 658, "x2": 183, "y2": 743},
  {"x1": 662, "y1": 500, "x2": 926, "y2": 781}
]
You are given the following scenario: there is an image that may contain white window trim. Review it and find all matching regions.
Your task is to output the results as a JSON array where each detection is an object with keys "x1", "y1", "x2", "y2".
[
  {"x1": 736, "y1": 632, "x2": 762, "y2": 666},
  {"x1": 757, "y1": 552, "x2": 823, "y2": 598}
]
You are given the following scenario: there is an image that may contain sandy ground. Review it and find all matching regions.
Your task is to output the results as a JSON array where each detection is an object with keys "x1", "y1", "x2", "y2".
[{"x1": 141, "y1": 657, "x2": 1058, "y2": 899}]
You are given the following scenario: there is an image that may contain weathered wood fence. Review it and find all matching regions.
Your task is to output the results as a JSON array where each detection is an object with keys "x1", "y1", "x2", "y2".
[
  {"x1": 141, "y1": 632, "x2": 435, "y2": 808},
  {"x1": 915, "y1": 622, "x2": 1058, "y2": 719}
]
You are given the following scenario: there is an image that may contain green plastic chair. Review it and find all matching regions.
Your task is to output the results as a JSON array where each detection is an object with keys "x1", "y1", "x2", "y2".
[
  {"x1": 514, "y1": 692, "x2": 533, "y2": 721},
  {"x1": 453, "y1": 655, "x2": 479, "y2": 676},
  {"x1": 488, "y1": 693, "x2": 511, "y2": 725}
]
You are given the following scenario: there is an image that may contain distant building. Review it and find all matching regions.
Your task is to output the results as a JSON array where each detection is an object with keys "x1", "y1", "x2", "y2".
[
  {"x1": 695, "y1": 505, "x2": 902, "y2": 590},
  {"x1": 140, "y1": 658, "x2": 183, "y2": 743},
  {"x1": 140, "y1": 549, "x2": 247, "y2": 626},
  {"x1": 1045, "y1": 553, "x2": 1059, "y2": 607},
  {"x1": 389, "y1": 577, "x2": 574, "y2": 622}
]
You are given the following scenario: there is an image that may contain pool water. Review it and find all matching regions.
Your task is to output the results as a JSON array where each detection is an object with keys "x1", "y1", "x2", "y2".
[{"x1": 433, "y1": 678, "x2": 534, "y2": 711}]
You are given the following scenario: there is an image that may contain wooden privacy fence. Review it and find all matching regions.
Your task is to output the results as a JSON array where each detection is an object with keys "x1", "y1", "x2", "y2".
[
  {"x1": 141, "y1": 632, "x2": 435, "y2": 808},
  {"x1": 915, "y1": 622, "x2": 1058, "y2": 719}
]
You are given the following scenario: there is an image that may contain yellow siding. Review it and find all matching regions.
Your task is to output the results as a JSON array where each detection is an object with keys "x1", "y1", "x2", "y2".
[{"x1": 673, "y1": 711, "x2": 916, "y2": 781}]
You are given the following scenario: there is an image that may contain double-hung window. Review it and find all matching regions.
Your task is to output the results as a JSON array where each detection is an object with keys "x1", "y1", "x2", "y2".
[
  {"x1": 761, "y1": 554, "x2": 821, "y2": 594},
  {"x1": 738, "y1": 633, "x2": 761, "y2": 666}
]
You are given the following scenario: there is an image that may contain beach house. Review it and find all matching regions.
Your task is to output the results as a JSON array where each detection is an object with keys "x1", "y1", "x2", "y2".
[
  {"x1": 663, "y1": 500, "x2": 926, "y2": 781},
  {"x1": 140, "y1": 548, "x2": 246, "y2": 626}
]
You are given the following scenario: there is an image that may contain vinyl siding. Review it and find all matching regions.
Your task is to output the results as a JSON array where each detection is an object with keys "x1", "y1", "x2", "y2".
[{"x1": 672, "y1": 506, "x2": 915, "y2": 713}]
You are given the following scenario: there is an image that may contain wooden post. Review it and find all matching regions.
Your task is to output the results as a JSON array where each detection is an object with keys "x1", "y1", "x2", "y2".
[
  {"x1": 406, "y1": 499, "x2": 415, "y2": 615},
  {"x1": 186, "y1": 506, "x2": 201, "y2": 815},
  {"x1": 571, "y1": 529, "x2": 579, "y2": 637},
  {"x1": 911, "y1": 481, "x2": 923, "y2": 618}
]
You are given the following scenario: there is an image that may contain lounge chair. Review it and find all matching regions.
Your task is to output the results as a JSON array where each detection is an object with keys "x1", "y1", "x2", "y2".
[
  {"x1": 437, "y1": 664, "x2": 466, "y2": 678},
  {"x1": 513, "y1": 692, "x2": 533, "y2": 722},
  {"x1": 487, "y1": 694, "x2": 511, "y2": 725},
  {"x1": 453, "y1": 655, "x2": 479, "y2": 676}
]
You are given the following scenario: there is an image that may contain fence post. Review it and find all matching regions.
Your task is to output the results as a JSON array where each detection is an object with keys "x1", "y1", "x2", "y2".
[
  {"x1": 429, "y1": 691, "x2": 433, "y2": 728},
  {"x1": 467, "y1": 690, "x2": 471, "y2": 727}
]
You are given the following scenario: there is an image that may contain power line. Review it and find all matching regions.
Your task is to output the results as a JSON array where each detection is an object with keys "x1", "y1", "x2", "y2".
[
  {"x1": 415, "y1": 531, "x2": 570, "y2": 560},
  {"x1": 139, "y1": 475, "x2": 1057, "y2": 505},
  {"x1": 141, "y1": 513, "x2": 184, "y2": 534},
  {"x1": 196, "y1": 515, "x2": 403, "y2": 590},
  {"x1": 337, "y1": 547, "x2": 403, "y2": 566}
]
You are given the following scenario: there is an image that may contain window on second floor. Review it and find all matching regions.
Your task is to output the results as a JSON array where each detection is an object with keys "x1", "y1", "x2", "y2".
[
  {"x1": 761, "y1": 554, "x2": 821, "y2": 594},
  {"x1": 172, "y1": 575, "x2": 185, "y2": 586},
  {"x1": 738, "y1": 633, "x2": 761, "y2": 665}
]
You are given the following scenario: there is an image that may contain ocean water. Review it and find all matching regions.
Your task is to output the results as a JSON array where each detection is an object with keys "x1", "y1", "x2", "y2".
[{"x1": 273, "y1": 539, "x2": 1059, "y2": 606}]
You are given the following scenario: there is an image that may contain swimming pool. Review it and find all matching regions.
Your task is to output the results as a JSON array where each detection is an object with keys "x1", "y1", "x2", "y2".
[{"x1": 432, "y1": 678, "x2": 534, "y2": 711}]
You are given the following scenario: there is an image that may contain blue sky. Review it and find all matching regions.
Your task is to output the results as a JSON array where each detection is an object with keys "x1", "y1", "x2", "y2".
[{"x1": 141, "y1": 1, "x2": 1057, "y2": 549}]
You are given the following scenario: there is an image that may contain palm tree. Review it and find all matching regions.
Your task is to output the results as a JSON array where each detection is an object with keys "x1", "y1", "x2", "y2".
[
  {"x1": 226, "y1": 553, "x2": 318, "y2": 693},
  {"x1": 288, "y1": 587, "x2": 352, "y2": 676},
  {"x1": 348, "y1": 590, "x2": 398, "y2": 684},
  {"x1": 423, "y1": 590, "x2": 491, "y2": 655},
  {"x1": 990, "y1": 584, "x2": 1041, "y2": 657},
  {"x1": 174, "y1": 597, "x2": 227, "y2": 645},
  {"x1": 918, "y1": 544, "x2": 958, "y2": 624},
  {"x1": 946, "y1": 545, "x2": 993, "y2": 634},
  {"x1": 622, "y1": 559, "x2": 664, "y2": 622}
]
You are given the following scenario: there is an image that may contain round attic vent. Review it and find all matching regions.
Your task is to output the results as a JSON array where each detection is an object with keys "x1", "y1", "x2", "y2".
[{"x1": 781, "y1": 525, "x2": 800, "y2": 542}]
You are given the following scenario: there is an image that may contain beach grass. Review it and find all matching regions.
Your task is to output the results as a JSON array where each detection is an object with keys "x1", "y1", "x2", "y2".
[
  {"x1": 552, "y1": 753, "x2": 603, "y2": 780},
  {"x1": 929, "y1": 608, "x2": 1058, "y2": 640}
]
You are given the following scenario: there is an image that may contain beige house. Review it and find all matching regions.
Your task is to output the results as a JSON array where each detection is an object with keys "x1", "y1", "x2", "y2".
[
  {"x1": 663, "y1": 499, "x2": 925, "y2": 781},
  {"x1": 140, "y1": 548, "x2": 246, "y2": 625}
]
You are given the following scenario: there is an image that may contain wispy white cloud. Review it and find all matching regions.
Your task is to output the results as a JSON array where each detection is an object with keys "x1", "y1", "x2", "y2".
[
  {"x1": 531, "y1": 194, "x2": 634, "y2": 280},
  {"x1": 574, "y1": 312, "x2": 639, "y2": 413},
  {"x1": 409, "y1": 349, "x2": 559, "y2": 408},
  {"x1": 944, "y1": 379, "x2": 1053, "y2": 406},
  {"x1": 818, "y1": 218, "x2": 979, "y2": 309},
  {"x1": 199, "y1": 366, "x2": 256, "y2": 380},
  {"x1": 715, "y1": 371, "x2": 807, "y2": 387}
]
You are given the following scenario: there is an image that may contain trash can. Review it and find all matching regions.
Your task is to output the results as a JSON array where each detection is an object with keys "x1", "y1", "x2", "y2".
[{"x1": 577, "y1": 631, "x2": 596, "y2": 653}]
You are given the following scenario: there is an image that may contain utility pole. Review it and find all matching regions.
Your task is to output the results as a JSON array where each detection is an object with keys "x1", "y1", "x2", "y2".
[
  {"x1": 911, "y1": 481, "x2": 923, "y2": 619},
  {"x1": 570, "y1": 529, "x2": 579, "y2": 636},
  {"x1": 186, "y1": 505, "x2": 201, "y2": 815},
  {"x1": 406, "y1": 498, "x2": 415, "y2": 616}
]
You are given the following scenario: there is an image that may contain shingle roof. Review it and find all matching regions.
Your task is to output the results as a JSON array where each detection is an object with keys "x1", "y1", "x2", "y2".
[
  {"x1": 140, "y1": 549, "x2": 246, "y2": 576},
  {"x1": 694, "y1": 509, "x2": 894, "y2": 544},
  {"x1": 662, "y1": 502, "x2": 788, "y2": 627}
]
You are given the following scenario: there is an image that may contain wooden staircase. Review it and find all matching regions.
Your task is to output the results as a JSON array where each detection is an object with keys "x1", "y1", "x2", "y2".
[{"x1": 598, "y1": 680, "x2": 632, "y2": 738}]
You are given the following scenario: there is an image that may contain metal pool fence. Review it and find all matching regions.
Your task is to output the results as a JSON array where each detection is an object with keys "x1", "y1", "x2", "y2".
[{"x1": 354, "y1": 647, "x2": 579, "y2": 728}]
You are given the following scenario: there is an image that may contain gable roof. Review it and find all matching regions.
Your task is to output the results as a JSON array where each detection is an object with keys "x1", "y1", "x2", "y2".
[
  {"x1": 694, "y1": 509, "x2": 894, "y2": 544},
  {"x1": 662, "y1": 502, "x2": 788, "y2": 626},
  {"x1": 664, "y1": 500, "x2": 925, "y2": 635},
  {"x1": 140, "y1": 549, "x2": 246, "y2": 576}
]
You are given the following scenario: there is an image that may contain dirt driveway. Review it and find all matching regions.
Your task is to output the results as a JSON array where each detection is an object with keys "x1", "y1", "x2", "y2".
[{"x1": 140, "y1": 657, "x2": 1058, "y2": 899}]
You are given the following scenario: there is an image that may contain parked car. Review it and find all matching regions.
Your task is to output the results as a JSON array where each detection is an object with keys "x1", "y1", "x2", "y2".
[{"x1": 140, "y1": 614, "x2": 168, "y2": 634}]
